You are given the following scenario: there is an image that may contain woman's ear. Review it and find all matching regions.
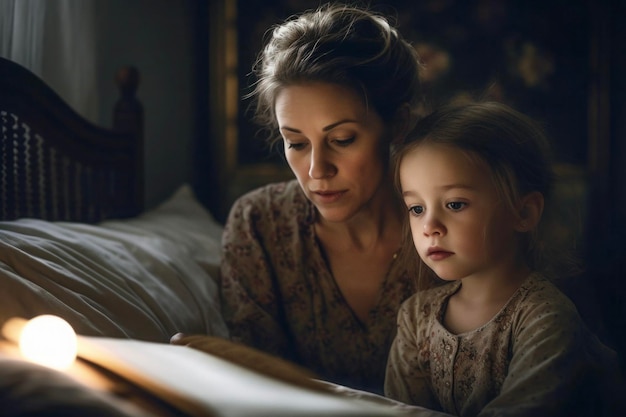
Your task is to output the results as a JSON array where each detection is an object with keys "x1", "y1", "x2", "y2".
[
  {"x1": 391, "y1": 103, "x2": 412, "y2": 146},
  {"x1": 515, "y1": 191, "x2": 544, "y2": 232}
]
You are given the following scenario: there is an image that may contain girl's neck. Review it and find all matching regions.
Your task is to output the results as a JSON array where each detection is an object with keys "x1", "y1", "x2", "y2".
[
  {"x1": 456, "y1": 263, "x2": 531, "y2": 306},
  {"x1": 444, "y1": 265, "x2": 531, "y2": 335}
]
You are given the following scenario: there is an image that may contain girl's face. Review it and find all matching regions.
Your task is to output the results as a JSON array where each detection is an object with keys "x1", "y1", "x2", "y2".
[
  {"x1": 399, "y1": 143, "x2": 521, "y2": 281},
  {"x1": 275, "y1": 82, "x2": 394, "y2": 222}
]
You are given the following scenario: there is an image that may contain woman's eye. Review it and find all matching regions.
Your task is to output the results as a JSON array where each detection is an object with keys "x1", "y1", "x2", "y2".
[
  {"x1": 446, "y1": 201, "x2": 467, "y2": 211},
  {"x1": 334, "y1": 137, "x2": 355, "y2": 146},
  {"x1": 408, "y1": 205, "x2": 424, "y2": 216},
  {"x1": 287, "y1": 142, "x2": 306, "y2": 150}
]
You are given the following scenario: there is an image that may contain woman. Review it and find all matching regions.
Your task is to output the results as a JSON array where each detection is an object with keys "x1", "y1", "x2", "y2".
[{"x1": 179, "y1": 3, "x2": 424, "y2": 394}]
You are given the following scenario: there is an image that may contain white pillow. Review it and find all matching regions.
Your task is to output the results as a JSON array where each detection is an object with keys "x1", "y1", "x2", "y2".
[
  {"x1": 101, "y1": 184, "x2": 224, "y2": 280},
  {"x1": 0, "y1": 184, "x2": 229, "y2": 342}
]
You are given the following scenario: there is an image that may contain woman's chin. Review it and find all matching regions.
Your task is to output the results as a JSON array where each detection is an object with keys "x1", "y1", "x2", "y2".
[{"x1": 314, "y1": 203, "x2": 360, "y2": 223}]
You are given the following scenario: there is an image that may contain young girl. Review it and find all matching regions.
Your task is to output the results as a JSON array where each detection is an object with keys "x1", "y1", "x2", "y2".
[{"x1": 385, "y1": 101, "x2": 622, "y2": 416}]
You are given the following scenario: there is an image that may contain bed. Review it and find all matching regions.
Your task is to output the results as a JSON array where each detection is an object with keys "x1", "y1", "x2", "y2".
[{"x1": 0, "y1": 56, "x2": 455, "y2": 416}]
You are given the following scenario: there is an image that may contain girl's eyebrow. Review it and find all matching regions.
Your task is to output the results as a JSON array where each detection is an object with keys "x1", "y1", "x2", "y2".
[
  {"x1": 401, "y1": 183, "x2": 476, "y2": 198},
  {"x1": 280, "y1": 119, "x2": 358, "y2": 133},
  {"x1": 440, "y1": 183, "x2": 476, "y2": 191}
]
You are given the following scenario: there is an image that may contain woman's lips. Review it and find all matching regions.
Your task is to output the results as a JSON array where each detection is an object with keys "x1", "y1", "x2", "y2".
[{"x1": 312, "y1": 190, "x2": 346, "y2": 204}]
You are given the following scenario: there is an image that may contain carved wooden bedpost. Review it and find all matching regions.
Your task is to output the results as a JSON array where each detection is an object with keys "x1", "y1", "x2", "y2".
[{"x1": 114, "y1": 66, "x2": 144, "y2": 214}]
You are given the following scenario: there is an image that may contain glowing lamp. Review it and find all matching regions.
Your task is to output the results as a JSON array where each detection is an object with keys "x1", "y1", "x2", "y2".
[{"x1": 2, "y1": 315, "x2": 77, "y2": 370}]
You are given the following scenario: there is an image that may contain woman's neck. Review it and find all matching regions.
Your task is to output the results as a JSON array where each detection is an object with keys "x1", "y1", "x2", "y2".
[{"x1": 315, "y1": 185, "x2": 403, "y2": 253}]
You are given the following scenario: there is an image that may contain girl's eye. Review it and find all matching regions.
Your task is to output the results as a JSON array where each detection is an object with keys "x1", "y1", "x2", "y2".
[
  {"x1": 408, "y1": 205, "x2": 424, "y2": 216},
  {"x1": 334, "y1": 137, "x2": 355, "y2": 146},
  {"x1": 446, "y1": 201, "x2": 467, "y2": 211}
]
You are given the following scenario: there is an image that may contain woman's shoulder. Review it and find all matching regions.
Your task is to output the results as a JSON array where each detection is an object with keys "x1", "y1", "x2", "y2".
[
  {"x1": 228, "y1": 179, "x2": 313, "y2": 221},
  {"x1": 234, "y1": 179, "x2": 302, "y2": 204},
  {"x1": 223, "y1": 180, "x2": 316, "y2": 245}
]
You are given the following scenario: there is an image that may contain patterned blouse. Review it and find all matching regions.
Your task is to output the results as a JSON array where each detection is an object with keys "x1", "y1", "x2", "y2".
[
  {"x1": 220, "y1": 180, "x2": 417, "y2": 393},
  {"x1": 384, "y1": 273, "x2": 620, "y2": 417}
]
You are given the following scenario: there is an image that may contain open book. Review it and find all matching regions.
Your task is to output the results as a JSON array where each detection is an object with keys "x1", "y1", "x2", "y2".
[{"x1": 76, "y1": 336, "x2": 403, "y2": 417}]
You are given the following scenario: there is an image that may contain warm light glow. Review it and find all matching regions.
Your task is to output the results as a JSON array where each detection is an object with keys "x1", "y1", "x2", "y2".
[{"x1": 18, "y1": 315, "x2": 77, "y2": 370}]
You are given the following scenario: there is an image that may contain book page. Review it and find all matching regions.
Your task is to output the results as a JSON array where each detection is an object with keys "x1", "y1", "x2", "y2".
[{"x1": 76, "y1": 336, "x2": 401, "y2": 417}]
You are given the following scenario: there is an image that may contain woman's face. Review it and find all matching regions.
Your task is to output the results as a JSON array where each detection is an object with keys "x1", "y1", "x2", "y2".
[{"x1": 275, "y1": 82, "x2": 393, "y2": 222}]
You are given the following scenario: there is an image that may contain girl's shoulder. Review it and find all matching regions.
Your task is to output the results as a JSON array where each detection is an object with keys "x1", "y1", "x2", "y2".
[
  {"x1": 514, "y1": 273, "x2": 579, "y2": 315},
  {"x1": 506, "y1": 273, "x2": 591, "y2": 339},
  {"x1": 399, "y1": 281, "x2": 460, "y2": 317}
]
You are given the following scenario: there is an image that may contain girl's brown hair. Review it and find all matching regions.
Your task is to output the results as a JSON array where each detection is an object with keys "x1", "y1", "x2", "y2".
[{"x1": 394, "y1": 101, "x2": 579, "y2": 289}]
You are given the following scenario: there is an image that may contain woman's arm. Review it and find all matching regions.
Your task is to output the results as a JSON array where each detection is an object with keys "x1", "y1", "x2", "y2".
[{"x1": 220, "y1": 193, "x2": 295, "y2": 361}]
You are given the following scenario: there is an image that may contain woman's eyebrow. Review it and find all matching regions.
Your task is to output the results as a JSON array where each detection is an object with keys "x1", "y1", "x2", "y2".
[
  {"x1": 323, "y1": 119, "x2": 358, "y2": 131},
  {"x1": 280, "y1": 119, "x2": 358, "y2": 133}
]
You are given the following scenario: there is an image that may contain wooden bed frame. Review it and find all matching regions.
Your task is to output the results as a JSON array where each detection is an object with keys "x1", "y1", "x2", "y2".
[{"x1": 0, "y1": 57, "x2": 144, "y2": 223}]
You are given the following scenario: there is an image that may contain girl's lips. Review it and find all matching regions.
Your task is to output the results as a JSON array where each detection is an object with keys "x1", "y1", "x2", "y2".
[{"x1": 426, "y1": 247, "x2": 453, "y2": 261}]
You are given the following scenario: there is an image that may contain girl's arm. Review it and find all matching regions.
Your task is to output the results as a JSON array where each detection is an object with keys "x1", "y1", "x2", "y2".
[
  {"x1": 384, "y1": 300, "x2": 441, "y2": 410},
  {"x1": 478, "y1": 296, "x2": 620, "y2": 417}
]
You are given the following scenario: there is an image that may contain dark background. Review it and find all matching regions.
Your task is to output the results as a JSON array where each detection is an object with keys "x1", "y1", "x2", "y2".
[
  {"x1": 193, "y1": 0, "x2": 626, "y2": 371},
  {"x1": 236, "y1": 0, "x2": 590, "y2": 166}
]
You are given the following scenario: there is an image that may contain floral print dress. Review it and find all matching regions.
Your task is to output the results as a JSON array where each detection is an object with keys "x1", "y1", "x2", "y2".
[
  {"x1": 385, "y1": 273, "x2": 621, "y2": 416},
  {"x1": 220, "y1": 180, "x2": 417, "y2": 393}
]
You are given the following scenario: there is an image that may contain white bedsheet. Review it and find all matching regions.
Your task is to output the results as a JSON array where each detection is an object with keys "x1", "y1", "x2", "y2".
[{"x1": 0, "y1": 184, "x2": 228, "y2": 342}]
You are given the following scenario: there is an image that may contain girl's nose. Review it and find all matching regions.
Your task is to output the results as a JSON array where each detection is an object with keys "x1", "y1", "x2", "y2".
[
  {"x1": 423, "y1": 213, "x2": 445, "y2": 236},
  {"x1": 309, "y1": 148, "x2": 336, "y2": 179}
]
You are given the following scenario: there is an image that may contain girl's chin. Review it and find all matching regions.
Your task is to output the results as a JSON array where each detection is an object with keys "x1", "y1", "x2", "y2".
[
  {"x1": 426, "y1": 267, "x2": 464, "y2": 282},
  {"x1": 438, "y1": 276, "x2": 463, "y2": 282}
]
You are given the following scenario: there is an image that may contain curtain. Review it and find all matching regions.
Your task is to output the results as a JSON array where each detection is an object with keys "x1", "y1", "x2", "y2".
[{"x1": 0, "y1": 0, "x2": 98, "y2": 123}]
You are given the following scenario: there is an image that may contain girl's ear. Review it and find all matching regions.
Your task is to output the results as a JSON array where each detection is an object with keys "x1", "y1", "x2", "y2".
[
  {"x1": 391, "y1": 103, "x2": 412, "y2": 146},
  {"x1": 515, "y1": 191, "x2": 544, "y2": 232}
]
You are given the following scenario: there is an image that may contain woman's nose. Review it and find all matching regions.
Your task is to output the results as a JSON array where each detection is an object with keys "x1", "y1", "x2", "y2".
[{"x1": 308, "y1": 148, "x2": 336, "y2": 179}]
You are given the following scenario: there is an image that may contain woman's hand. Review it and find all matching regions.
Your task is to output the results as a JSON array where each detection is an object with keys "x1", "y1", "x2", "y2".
[
  {"x1": 168, "y1": 333, "x2": 328, "y2": 392},
  {"x1": 169, "y1": 333, "x2": 202, "y2": 346}
]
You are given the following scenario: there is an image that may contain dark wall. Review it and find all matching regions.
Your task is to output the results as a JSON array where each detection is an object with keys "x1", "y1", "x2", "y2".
[
  {"x1": 588, "y1": 0, "x2": 626, "y2": 369},
  {"x1": 95, "y1": 0, "x2": 197, "y2": 209}
]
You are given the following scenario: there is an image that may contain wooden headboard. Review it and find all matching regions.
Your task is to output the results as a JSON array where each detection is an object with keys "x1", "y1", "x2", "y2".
[{"x1": 0, "y1": 57, "x2": 144, "y2": 223}]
